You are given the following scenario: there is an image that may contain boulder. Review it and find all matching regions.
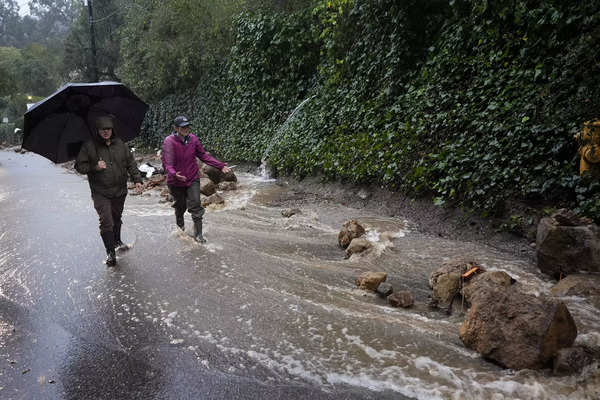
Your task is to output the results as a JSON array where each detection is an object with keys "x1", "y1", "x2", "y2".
[
  {"x1": 376, "y1": 282, "x2": 393, "y2": 298},
  {"x1": 202, "y1": 164, "x2": 237, "y2": 184},
  {"x1": 551, "y1": 274, "x2": 600, "y2": 297},
  {"x1": 429, "y1": 257, "x2": 479, "y2": 289},
  {"x1": 461, "y1": 271, "x2": 516, "y2": 304},
  {"x1": 355, "y1": 271, "x2": 387, "y2": 291},
  {"x1": 201, "y1": 193, "x2": 224, "y2": 207},
  {"x1": 388, "y1": 291, "x2": 414, "y2": 308},
  {"x1": 429, "y1": 257, "x2": 481, "y2": 309},
  {"x1": 553, "y1": 346, "x2": 597, "y2": 375},
  {"x1": 346, "y1": 238, "x2": 372, "y2": 258},
  {"x1": 459, "y1": 284, "x2": 578, "y2": 370},
  {"x1": 432, "y1": 273, "x2": 461, "y2": 309},
  {"x1": 536, "y1": 210, "x2": 600, "y2": 278},
  {"x1": 338, "y1": 220, "x2": 365, "y2": 249},
  {"x1": 200, "y1": 178, "x2": 217, "y2": 196}
]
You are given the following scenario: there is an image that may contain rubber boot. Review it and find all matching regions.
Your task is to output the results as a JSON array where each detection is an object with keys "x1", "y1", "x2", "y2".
[
  {"x1": 193, "y1": 219, "x2": 206, "y2": 243},
  {"x1": 101, "y1": 231, "x2": 117, "y2": 266},
  {"x1": 113, "y1": 221, "x2": 127, "y2": 251}
]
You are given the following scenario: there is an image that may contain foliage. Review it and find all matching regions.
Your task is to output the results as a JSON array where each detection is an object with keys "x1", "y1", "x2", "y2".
[
  {"x1": 62, "y1": 0, "x2": 121, "y2": 81},
  {"x1": 128, "y1": 0, "x2": 600, "y2": 223}
]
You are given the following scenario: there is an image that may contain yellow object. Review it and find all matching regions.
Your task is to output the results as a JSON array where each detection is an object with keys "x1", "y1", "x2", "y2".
[{"x1": 578, "y1": 120, "x2": 600, "y2": 176}]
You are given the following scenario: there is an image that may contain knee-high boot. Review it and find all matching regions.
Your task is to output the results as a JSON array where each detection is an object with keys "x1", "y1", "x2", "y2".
[{"x1": 193, "y1": 219, "x2": 206, "y2": 243}]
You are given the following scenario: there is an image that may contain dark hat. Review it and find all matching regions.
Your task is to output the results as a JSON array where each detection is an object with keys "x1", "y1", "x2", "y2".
[
  {"x1": 174, "y1": 115, "x2": 191, "y2": 127},
  {"x1": 95, "y1": 116, "x2": 114, "y2": 129}
]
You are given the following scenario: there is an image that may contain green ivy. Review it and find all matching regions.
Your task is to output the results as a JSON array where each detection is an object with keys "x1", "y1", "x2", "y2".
[{"x1": 135, "y1": 0, "x2": 600, "y2": 223}]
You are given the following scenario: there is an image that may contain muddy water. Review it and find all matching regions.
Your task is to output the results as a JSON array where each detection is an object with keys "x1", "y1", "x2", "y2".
[
  {"x1": 185, "y1": 174, "x2": 600, "y2": 400},
  {"x1": 1, "y1": 150, "x2": 599, "y2": 399}
]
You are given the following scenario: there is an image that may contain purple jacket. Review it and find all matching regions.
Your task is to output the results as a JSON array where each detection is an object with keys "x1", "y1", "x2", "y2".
[{"x1": 162, "y1": 132, "x2": 226, "y2": 187}]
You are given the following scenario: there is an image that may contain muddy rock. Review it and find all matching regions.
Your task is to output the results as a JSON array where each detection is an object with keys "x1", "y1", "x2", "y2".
[
  {"x1": 429, "y1": 257, "x2": 481, "y2": 309},
  {"x1": 536, "y1": 210, "x2": 600, "y2": 278},
  {"x1": 201, "y1": 193, "x2": 224, "y2": 207},
  {"x1": 338, "y1": 219, "x2": 365, "y2": 249},
  {"x1": 355, "y1": 271, "x2": 387, "y2": 291},
  {"x1": 200, "y1": 178, "x2": 217, "y2": 196},
  {"x1": 428, "y1": 257, "x2": 478, "y2": 289},
  {"x1": 461, "y1": 271, "x2": 516, "y2": 304},
  {"x1": 551, "y1": 274, "x2": 600, "y2": 298},
  {"x1": 346, "y1": 238, "x2": 372, "y2": 258},
  {"x1": 459, "y1": 284, "x2": 578, "y2": 370},
  {"x1": 431, "y1": 273, "x2": 461, "y2": 309},
  {"x1": 376, "y1": 282, "x2": 393, "y2": 298},
  {"x1": 388, "y1": 291, "x2": 414, "y2": 308},
  {"x1": 202, "y1": 164, "x2": 237, "y2": 184}
]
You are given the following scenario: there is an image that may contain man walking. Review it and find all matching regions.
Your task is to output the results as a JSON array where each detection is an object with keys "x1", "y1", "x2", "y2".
[
  {"x1": 75, "y1": 115, "x2": 143, "y2": 266},
  {"x1": 161, "y1": 115, "x2": 231, "y2": 243}
]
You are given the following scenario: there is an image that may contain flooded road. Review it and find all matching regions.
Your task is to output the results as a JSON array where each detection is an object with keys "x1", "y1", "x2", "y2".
[{"x1": 0, "y1": 150, "x2": 599, "y2": 399}]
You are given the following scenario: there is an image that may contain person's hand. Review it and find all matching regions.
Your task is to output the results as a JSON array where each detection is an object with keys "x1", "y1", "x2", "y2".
[
  {"x1": 135, "y1": 182, "x2": 143, "y2": 194},
  {"x1": 97, "y1": 160, "x2": 107, "y2": 170},
  {"x1": 221, "y1": 166, "x2": 232, "y2": 174},
  {"x1": 175, "y1": 172, "x2": 187, "y2": 182}
]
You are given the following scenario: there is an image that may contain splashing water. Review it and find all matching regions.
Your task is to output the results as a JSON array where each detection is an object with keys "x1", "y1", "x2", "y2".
[{"x1": 260, "y1": 96, "x2": 316, "y2": 180}]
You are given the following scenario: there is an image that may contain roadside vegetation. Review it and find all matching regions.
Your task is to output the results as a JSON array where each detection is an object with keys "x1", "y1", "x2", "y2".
[{"x1": 1, "y1": 0, "x2": 599, "y2": 224}]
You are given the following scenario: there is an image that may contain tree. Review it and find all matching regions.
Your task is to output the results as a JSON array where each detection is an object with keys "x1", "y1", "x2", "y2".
[
  {"x1": 0, "y1": 46, "x2": 23, "y2": 96},
  {"x1": 62, "y1": 0, "x2": 121, "y2": 81},
  {"x1": 0, "y1": 0, "x2": 25, "y2": 46},
  {"x1": 19, "y1": 43, "x2": 60, "y2": 95},
  {"x1": 27, "y1": 0, "x2": 79, "y2": 45}
]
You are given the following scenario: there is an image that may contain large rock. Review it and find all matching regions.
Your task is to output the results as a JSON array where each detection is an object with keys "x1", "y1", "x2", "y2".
[
  {"x1": 202, "y1": 163, "x2": 237, "y2": 184},
  {"x1": 345, "y1": 238, "x2": 372, "y2": 257},
  {"x1": 536, "y1": 210, "x2": 600, "y2": 278},
  {"x1": 200, "y1": 178, "x2": 217, "y2": 196},
  {"x1": 355, "y1": 271, "x2": 387, "y2": 291},
  {"x1": 429, "y1": 257, "x2": 481, "y2": 309},
  {"x1": 551, "y1": 274, "x2": 600, "y2": 297},
  {"x1": 338, "y1": 220, "x2": 365, "y2": 249},
  {"x1": 459, "y1": 284, "x2": 578, "y2": 370},
  {"x1": 461, "y1": 270, "x2": 515, "y2": 304},
  {"x1": 429, "y1": 257, "x2": 478, "y2": 289}
]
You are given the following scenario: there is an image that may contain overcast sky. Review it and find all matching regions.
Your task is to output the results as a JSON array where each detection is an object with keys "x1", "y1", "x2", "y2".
[{"x1": 17, "y1": 0, "x2": 30, "y2": 16}]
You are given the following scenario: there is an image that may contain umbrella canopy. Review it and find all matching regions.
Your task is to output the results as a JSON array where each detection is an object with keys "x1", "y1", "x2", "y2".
[{"x1": 22, "y1": 81, "x2": 148, "y2": 163}]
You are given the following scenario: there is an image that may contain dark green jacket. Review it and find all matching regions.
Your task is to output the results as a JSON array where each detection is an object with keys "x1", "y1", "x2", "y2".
[{"x1": 75, "y1": 136, "x2": 142, "y2": 198}]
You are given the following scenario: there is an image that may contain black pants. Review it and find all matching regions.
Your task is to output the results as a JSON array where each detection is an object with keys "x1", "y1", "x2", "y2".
[
  {"x1": 92, "y1": 193, "x2": 126, "y2": 235},
  {"x1": 168, "y1": 179, "x2": 205, "y2": 225}
]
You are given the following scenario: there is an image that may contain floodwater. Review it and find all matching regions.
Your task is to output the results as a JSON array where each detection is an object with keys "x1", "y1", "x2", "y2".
[{"x1": 0, "y1": 149, "x2": 599, "y2": 399}]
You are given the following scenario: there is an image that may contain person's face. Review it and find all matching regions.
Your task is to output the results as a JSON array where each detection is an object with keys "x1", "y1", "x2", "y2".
[
  {"x1": 99, "y1": 127, "x2": 113, "y2": 140},
  {"x1": 175, "y1": 125, "x2": 191, "y2": 136}
]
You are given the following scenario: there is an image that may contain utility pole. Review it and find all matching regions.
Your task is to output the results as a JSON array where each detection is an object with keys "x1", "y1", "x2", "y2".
[{"x1": 86, "y1": 0, "x2": 99, "y2": 82}]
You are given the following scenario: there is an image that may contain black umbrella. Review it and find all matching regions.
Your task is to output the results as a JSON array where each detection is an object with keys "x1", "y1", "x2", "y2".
[{"x1": 22, "y1": 81, "x2": 148, "y2": 163}]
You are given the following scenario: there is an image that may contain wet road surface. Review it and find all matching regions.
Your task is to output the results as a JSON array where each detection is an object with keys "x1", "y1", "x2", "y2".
[{"x1": 1, "y1": 150, "x2": 599, "y2": 400}]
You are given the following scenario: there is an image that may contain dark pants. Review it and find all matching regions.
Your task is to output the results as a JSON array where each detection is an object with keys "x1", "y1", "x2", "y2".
[
  {"x1": 92, "y1": 193, "x2": 126, "y2": 235},
  {"x1": 168, "y1": 179, "x2": 205, "y2": 226}
]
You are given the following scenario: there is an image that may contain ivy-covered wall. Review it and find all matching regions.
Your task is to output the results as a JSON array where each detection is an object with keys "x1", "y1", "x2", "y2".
[{"x1": 137, "y1": 0, "x2": 600, "y2": 221}]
